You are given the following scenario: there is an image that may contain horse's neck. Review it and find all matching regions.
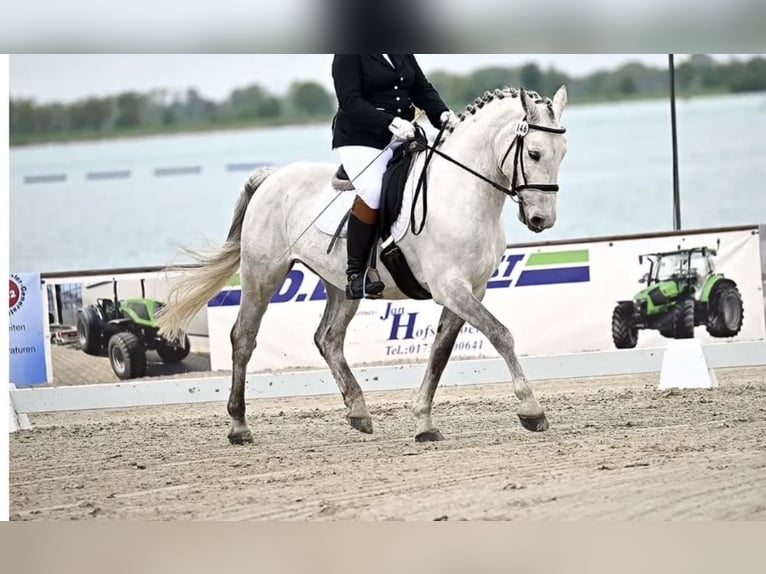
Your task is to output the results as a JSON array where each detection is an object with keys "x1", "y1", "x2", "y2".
[{"x1": 431, "y1": 102, "x2": 520, "y2": 213}]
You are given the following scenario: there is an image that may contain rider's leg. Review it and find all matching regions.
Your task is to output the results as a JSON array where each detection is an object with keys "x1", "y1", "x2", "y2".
[
  {"x1": 346, "y1": 197, "x2": 384, "y2": 298},
  {"x1": 336, "y1": 145, "x2": 394, "y2": 299}
]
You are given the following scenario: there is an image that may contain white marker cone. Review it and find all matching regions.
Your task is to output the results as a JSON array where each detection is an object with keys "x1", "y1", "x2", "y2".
[{"x1": 658, "y1": 339, "x2": 718, "y2": 390}]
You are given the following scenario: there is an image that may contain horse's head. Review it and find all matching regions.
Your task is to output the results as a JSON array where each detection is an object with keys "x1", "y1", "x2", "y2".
[{"x1": 498, "y1": 85, "x2": 568, "y2": 233}]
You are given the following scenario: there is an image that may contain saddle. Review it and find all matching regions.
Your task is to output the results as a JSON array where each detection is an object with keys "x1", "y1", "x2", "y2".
[
  {"x1": 330, "y1": 141, "x2": 432, "y2": 300},
  {"x1": 331, "y1": 165, "x2": 355, "y2": 192}
]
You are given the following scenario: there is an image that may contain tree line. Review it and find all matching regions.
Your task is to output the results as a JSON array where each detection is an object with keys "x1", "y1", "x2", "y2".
[
  {"x1": 10, "y1": 55, "x2": 766, "y2": 145},
  {"x1": 431, "y1": 55, "x2": 766, "y2": 108}
]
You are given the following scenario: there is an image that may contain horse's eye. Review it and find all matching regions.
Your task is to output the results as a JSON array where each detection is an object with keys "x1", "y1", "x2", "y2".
[{"x1": 528, "y1": 150, "x2": 541, "y2": 161}]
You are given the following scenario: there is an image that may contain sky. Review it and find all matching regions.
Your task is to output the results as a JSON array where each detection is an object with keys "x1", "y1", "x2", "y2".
[{"x1": 8, "y1": 54, "x2": 739, "y2": 104}]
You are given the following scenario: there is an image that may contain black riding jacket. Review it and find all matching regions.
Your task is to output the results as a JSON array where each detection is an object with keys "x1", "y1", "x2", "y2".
[{"x1": 331, "y1": 54, "x2": 449, "y2": 149}]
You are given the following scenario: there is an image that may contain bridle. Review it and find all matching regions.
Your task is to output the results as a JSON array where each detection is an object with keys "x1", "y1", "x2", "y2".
[
  {"x1": 500, "y1": 116, "x2": 567, "y2": 196},
  {"x1": 411, "y1": 115, "x2": 567, "y2": 233}
]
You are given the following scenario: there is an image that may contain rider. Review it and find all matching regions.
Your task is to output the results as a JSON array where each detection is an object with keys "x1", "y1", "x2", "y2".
[{"x1": 332, "y1": 54, "x2": 458, "y2": 299}]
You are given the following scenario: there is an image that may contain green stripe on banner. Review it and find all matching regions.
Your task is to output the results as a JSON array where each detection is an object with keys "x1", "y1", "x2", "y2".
[
  {"x1": 227, "y1": 274, "x2": 241, "y2": 286},
  {"x1": 526, "y1": 250, "x2": 589, "y2": 266}
]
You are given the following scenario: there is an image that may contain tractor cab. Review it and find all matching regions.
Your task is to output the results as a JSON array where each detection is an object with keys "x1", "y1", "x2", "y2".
[
  {"x1": 639, "y1": 246, "x2": 717, "y2": 296},
  {"x1": 95, "y1": 297, "x2": 119, "y2": 321}
]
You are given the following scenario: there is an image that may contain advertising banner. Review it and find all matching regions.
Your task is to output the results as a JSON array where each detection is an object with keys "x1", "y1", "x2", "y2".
[
  {"x1": 9, "y1": 273, "x2": 49, "y2": 386},
  {"x1": 207, "y1": 227, "x2": 765, "y2": 373}
]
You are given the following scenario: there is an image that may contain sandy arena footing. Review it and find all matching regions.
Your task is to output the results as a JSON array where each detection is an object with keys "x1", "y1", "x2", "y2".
[{"x1": 9, "y1": 367, "x2": 766, "y2": 520}]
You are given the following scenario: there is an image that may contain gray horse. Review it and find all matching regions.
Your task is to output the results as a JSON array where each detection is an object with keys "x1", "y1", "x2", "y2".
[{"x1": 158, "y1": 85, "x2": 569, "y2": 444}]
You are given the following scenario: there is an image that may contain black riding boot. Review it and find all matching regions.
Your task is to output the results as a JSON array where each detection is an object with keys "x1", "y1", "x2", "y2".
[{"x1": 346, "y1": 212, "x2": 385, "y2": 299}]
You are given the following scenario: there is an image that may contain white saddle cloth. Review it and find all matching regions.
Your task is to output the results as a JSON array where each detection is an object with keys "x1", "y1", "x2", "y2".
[{"x1": 313, "y1": 159, "x2": 423, "y2": 244}]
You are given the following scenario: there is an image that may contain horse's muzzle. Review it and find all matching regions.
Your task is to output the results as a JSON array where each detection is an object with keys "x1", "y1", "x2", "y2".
[
  {"x1": 528, "y1": 216, "x2": 546, "y2": 233},
  {"x1": 518, "y1": 206, "x2": 547, "y2": 233}
]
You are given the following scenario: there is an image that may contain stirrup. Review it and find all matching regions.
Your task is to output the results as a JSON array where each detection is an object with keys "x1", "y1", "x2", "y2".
[{"x1": 346, "y1": 269, "x2": 385, "y2": 300}]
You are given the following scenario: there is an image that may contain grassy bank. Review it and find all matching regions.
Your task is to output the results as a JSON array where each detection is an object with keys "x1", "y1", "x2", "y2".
[{"x1": 10, "y1": 115, "x2": 331, "y2": 147}]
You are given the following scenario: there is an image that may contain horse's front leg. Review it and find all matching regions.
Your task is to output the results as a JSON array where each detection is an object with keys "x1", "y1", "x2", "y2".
[
  {"x1": 413, "y1": 306, "x2": 465, "y2": 442},
  {"x1": 435, "y1": 281, "x2": 548, "y2": 432}
]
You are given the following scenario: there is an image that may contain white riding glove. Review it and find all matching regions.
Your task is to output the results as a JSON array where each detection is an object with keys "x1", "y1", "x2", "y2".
[
  {"x1": 440, "y1": 109, "x2": 459, "y2": 130},
  {"x1": 389, "y1": 117, "x2": 416, "y2": 140}
]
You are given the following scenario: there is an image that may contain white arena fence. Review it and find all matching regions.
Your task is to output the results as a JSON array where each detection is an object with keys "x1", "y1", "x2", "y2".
[{"x1": 9, "y1": 224, "x2": 766, "y2": 427}]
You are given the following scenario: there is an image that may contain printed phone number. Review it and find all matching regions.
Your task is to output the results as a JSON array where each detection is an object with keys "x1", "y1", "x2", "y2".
[{"x1": 385, "y1": 339, "x2": 484, "y2": 356}]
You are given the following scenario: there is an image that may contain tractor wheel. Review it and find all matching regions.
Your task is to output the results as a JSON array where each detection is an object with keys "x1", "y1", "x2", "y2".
[
  {"x1": 157, "y1": 335, "x2": 191, "y2": 363},
  {"x1": 707, "y1": 282, "x2": 744, "y2": 337},
  {"x1": 76, "y1": 308, "x2": 103, "y2": 355},
  {"x1": 108, "y1": 332, "x2": 147, "y2": 380},
  {"x1": 659, "y1": 326, "x2": 675, "y2": 338},
  {"x1": 673, "y1": 299, "x2": 696, "y2": 339},
  {"x1": 612, "y1": 304, "x2": 638, "y2": 349}
]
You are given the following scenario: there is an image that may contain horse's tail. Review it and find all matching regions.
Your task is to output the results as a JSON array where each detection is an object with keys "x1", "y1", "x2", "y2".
[{"x1": 157, "y1": 167, "x2": 277, "y2": 342}]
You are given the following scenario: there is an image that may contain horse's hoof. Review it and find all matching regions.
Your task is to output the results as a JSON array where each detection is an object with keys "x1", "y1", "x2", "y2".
[
  {"x1": 349, "y1": 416, "x2": 373, "y2": 434},
  {"x1": 228, "y1": 429, "x2": 254, "y2": 445},
  {"x1": 415, "y1": 430, "x2": 446, "y2": 442},
  {"x1": 518, "y1": 414, "x2": 549, "y2": 432}
]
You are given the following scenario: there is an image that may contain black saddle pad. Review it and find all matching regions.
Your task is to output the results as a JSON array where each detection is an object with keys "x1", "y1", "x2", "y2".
[{"x1": 380, "y1": 144, "x2": 415, "y2": 239}]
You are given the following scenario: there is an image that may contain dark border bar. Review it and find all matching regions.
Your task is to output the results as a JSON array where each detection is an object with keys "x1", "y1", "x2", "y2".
[
  {"x1": 24, "y1": 174, "x2": 66, "y2": 184},
  {"x1": 86, "y1": 170, "x2": 131, "y2": 181},
  {"x1": 153, "y1": 166, "x2": 202, "y2": 177},
  {"x1": 226, "y1": 162, "x2": 269, "y2": 172}
]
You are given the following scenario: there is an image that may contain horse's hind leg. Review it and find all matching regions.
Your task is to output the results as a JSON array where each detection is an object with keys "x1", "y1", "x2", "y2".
[
  {"x1": 413, "y1": 306, "x2": 465, "y2": 442},
  {"x1": 314, "y1": 283, "x2": 372, "y2": 434},
  {"x1": 436, "y1": 282, "x2": 548, "y2": 432},
  {"x1": 227, "y1": 260, "x2": 291, "y2": 444}
]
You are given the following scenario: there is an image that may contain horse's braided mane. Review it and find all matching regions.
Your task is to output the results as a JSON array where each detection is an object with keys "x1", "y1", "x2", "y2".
[{"x1": 438, "y1": 86, "x2": 555, "y2": 145}]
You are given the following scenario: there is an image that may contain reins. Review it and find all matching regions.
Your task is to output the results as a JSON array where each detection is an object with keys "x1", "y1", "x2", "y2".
[{"x1": 409, "y1": 115, "x2": 566, "y2": 234}]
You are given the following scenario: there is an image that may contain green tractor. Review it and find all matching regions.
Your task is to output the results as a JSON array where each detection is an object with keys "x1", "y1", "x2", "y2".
[
  {"x1": 612, "y1": 245, "x2": 744, "y2": 349},
  {"x1": 76, "y1": 279, "x2": 191, "y2": 379}
]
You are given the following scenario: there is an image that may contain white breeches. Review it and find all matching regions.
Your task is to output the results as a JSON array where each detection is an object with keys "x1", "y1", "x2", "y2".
[{"x1": 336, "y1": 142, "x2": 403, "y2": 209}]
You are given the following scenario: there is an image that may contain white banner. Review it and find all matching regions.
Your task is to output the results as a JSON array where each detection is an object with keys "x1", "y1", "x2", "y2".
[{"x1": 207, "y1": 227, "x2": 765, "y2": 373}]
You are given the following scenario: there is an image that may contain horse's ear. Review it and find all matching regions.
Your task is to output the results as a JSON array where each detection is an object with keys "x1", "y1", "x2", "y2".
[
  {"x1": 552, "y1": 85, "x2": 568, "y2": 120},
  {"x1": 520, "y1": 88, "x2": 540, "y2": 122}
]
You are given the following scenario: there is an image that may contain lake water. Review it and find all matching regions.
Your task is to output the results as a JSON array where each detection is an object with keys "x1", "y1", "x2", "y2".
[{"x1": 9, "y1": 92, "x2": 766, "y2": 273}]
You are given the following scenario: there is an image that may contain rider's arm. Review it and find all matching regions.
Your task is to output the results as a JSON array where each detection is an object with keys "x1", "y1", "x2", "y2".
[{"x1": 408, "y1": 55, "x2": 449, "y2": 130}]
